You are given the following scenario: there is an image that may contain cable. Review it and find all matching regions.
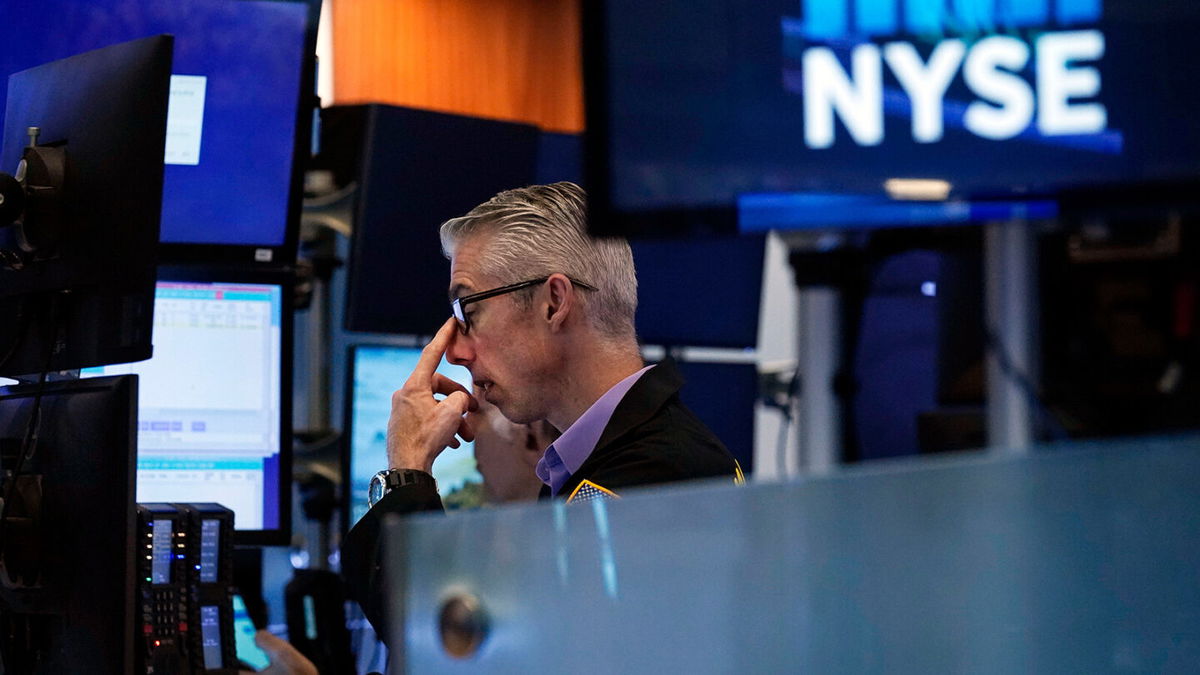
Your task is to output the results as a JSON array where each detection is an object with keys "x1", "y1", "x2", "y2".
[
  {"x1": 768, "y1": 365, "x2": 803, "y2": 478},
  {"x1": 775, "y1": 412, "x2": 792, "y2": 479},
  {"x1": 983, "y1": 327, "x2": 1071, "y2": 441}
]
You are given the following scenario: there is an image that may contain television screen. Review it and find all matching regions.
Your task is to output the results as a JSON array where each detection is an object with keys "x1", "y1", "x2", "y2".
[
  {"x1": 83, "y1": 271, "x2": 292, "y2": 542},
  {"x1": 585, "y1": 0, "x2": 1200, "y2": 234},
  {"x1": 0, "y1": 0, "x2": 315, "y2": 259}
]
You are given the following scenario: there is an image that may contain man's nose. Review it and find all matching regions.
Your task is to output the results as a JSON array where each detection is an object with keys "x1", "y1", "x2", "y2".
[{"x1": 446, "y1": 328, "x2": 474, "y2": 367}]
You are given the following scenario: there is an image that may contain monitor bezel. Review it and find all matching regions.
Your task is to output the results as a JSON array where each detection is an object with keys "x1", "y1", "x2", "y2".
[
  {"x1": 155, "y1": 263, "x2": 294, "y2": 546},
  {"x1": 156, "y1": 0, "x2": 321, "y2": 267}
]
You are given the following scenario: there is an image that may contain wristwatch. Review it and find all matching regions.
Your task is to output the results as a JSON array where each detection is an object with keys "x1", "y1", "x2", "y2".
[{"x1": 367, "y1": 468, "x2": 437, "y2": 508}]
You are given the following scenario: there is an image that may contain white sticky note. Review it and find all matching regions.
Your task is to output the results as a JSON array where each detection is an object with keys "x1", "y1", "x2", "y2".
[{"x1": 165, "y1": 75, "x2": 207, "y2": 166}]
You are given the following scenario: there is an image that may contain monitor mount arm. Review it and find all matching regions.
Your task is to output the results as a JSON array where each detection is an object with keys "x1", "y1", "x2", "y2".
[{"x1": 0, "y1": 127, "x2": 68, "y2": 269}]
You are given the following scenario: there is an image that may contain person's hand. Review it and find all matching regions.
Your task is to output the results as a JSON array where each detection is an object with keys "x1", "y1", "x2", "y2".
[
  {"x1": 240, "y1": 630, "x2": 317, "y2": 675},
  {"x1": 386, "y1": 317, "x2": 478, "y2": 474}
]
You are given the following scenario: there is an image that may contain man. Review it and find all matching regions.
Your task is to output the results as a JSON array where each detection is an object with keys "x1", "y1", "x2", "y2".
[{"x1": 342, "y1": 182, "x2": 740, "y2": 634}]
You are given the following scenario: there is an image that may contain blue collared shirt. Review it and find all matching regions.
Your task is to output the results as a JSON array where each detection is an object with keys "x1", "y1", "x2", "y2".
[{"x1": 535, "y1": 365, "x2": 653, "y2": 496}]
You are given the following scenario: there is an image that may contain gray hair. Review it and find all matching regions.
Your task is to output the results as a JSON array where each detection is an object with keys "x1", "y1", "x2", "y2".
[{"x1": 440, "y1": 182, "x2": 637, "y2": 338}]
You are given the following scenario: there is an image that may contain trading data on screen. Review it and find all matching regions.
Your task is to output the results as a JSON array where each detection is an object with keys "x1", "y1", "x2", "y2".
[{"x1": 85, "y1": 281, "x2": 283, "y2": 530}]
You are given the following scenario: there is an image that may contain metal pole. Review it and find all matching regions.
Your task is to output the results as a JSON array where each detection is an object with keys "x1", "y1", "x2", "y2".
[{"x1": 984, "y1": 219, "x2": 1038, "y2": 452}]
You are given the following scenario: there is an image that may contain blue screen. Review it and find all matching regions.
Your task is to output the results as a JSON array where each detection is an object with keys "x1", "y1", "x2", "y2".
[
  {"x1": 595, "y1": 0, "x2": 1200, "y2": 230},
  {"x1": 151, "y1": 520, "x2": 174, "y2": 584},
  {"x1": 200, "y1": 605, "x2": 224, "y2": 669},
  {"x1": 0, "y1": 0, "x2": 308, "y2": 247},
  {"x1": 232, "y1": 595, "x2": 271, "y2": 670},
  {"x1": 200, "y1": 519, "x2": 221, "y2": 583}
]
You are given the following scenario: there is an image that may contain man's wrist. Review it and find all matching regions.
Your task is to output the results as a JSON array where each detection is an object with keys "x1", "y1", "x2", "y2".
[
  {"x1": 388, "y1": 458, "x2": 433, "y2": 474},
  {"x1": 368, "y1": 468, "x2": 438, "y2": 507}
]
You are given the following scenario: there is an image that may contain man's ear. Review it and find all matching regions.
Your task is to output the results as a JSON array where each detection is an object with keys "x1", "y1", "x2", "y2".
[{"x1": 543, "y1": 274, "x2": 575, "y2": 331}]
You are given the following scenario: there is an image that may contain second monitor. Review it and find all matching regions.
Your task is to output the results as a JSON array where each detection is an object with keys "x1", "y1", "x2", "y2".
[
  {"x1": 343, "y1": 344, "x2": 481, "y2": 531},
  {"x1": 84, "y1": 266, "x2": 293, "y2": 544}
]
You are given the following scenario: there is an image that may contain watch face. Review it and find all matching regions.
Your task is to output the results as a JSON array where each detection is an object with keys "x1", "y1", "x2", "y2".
[{"x1": 367, "y1": 472, "x2": 386, "y2": 507}]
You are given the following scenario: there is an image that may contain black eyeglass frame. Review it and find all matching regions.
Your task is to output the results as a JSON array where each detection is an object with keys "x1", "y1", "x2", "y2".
[{"x1": 451, "y1": 276, "x2": 597, "y2": 334}]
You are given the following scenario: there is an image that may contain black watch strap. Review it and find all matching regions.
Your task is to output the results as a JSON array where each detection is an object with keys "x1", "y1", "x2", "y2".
[{"x1": 384, "y1": 469, "x2": 437, "y2": 492}]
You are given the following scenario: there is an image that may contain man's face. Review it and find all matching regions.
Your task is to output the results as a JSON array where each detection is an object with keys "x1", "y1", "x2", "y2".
[{"x1": 446, "y1": 235, "x2": 558, "y2": 424}]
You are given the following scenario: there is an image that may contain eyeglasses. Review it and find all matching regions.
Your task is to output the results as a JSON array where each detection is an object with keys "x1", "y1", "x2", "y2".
[{"x1": 451, "y1": 276, "x2": 597, "y2": 335}]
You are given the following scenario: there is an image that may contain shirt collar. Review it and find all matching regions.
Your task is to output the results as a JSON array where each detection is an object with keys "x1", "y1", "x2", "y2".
[{"x1": 534, "y1": 365, "x2": 653, "y2": 496}]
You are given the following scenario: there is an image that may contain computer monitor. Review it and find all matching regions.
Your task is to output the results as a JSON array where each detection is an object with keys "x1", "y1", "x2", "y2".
[
  {"x1": 83, "y1": 266, "x2": 293, "y2": 544},
  {"x1": 0, "y1": 0, "x2": 319, "y2": 264},
  {"x1": 0, "y1": 35, "x2": 171, "y2": 377},
  {"x1": 343, "y1": 344, "x2": 481, "y2": 532},
  {"x1": 0, "y1": 375, "x2": 138, "y2": 671}
]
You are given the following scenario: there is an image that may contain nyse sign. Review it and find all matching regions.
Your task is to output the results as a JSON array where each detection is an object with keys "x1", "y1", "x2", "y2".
[{"x1": 784, "y1": 0, "x2": 1107, "y2": 149}]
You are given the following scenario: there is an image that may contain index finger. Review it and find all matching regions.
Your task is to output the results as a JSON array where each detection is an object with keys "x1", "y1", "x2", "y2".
[{"x1": 406, "y1": 317, "x2": 460, "y2": 388}]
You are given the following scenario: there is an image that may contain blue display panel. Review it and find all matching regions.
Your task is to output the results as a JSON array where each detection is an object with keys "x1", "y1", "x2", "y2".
[
  {"x1": 0, "y1": 0, "x2": 310, "y2": 248},
  {"x1": 232, "y1": 595, "x2": 270, "y2": 670},
  {"x1": 588, "y1": 0, "x2": 1200, "y2": 232},
  {"x1": 346, "y1": 345, "x2": 481, "y2": 527},
  {"x1": 199, "y1": 519, "x2": 221, "y2": 584},
  {"x1": 84, "y1": 281, "x2": 285, "y2": 532},
  {"x1": 200, "y1": 605, "x2": 223, "y2": 669},
  {"x1": 151, "y1": 520, "x2": 174, "y2": 585}
]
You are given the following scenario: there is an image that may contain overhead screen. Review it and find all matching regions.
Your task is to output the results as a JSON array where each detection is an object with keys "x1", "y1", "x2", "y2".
[
  {"x1": 0, "y1": 0, "x2": 314, "y2": 259},
  {"x1": 83, "y1": 274, "x2": 291, "y2": 542},
  {"x1": 585, "y1": 0, "x2": 1200, "y2": 234}
]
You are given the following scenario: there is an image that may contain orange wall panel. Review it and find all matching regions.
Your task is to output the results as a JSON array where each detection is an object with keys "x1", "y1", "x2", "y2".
[{"x1": 332, "y1": 0, "x2": 583, "y2": 133}]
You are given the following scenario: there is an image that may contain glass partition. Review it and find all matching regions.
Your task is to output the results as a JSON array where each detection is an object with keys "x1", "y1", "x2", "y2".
[{"x1": 383, "y1": 435, "x2": 1200, "y2": 672}]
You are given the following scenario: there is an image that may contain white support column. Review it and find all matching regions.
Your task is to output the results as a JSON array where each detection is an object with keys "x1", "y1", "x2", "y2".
[
  {"x1": 796, "y1": 286, "x2": 840, "y2": 475},
  {"x1": 753, "y1": 233, "x2": 802, "y2": 480},
  {"x1": 984, "y1": 219, "x2": 1038, "y2": 453}
]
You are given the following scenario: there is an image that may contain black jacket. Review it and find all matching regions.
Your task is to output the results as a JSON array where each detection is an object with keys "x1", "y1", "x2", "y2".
[{"x1": 340, "y1": 359, "x2": 739, "y2": 635}]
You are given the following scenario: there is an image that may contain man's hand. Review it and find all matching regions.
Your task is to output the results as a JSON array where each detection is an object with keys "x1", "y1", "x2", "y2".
[
  {"x1": 386, "y1": 317, "x2": 478, "y2": 474},
  {"x1": 240, "y1": 630, "x2": 317, "y2": 675}
]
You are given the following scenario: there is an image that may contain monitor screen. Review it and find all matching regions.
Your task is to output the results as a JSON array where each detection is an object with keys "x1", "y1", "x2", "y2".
[
  {"x1": 83, "y1": 277, "x2": 288, "y2": 539},
  {"x1": 200, "y1": 519, "x2": 221, "y2": 584},
  {"x1": 0, "y1": 0, "x2": 314, "y2": 256},
  {"x1": 585, "y1": 0, "x2": 1200, "y2": 234},
  {"x1": 151, "y1": 519, "x2": 174, "y2": 585},
  {"x1": 200, "y1": 605, "x2": 224, "y2": 669},
  {"x1": 232, "y1": 595, "x2": 271, "y2": 670},
  {"x1": 345, "y1": 345, "x2": 482, "y2": 529}
]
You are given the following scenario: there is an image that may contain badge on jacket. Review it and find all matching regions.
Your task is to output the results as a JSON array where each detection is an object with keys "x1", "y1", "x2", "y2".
[{"x1": 566, "y1": 480, "x2": 619, "y2": 504}]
